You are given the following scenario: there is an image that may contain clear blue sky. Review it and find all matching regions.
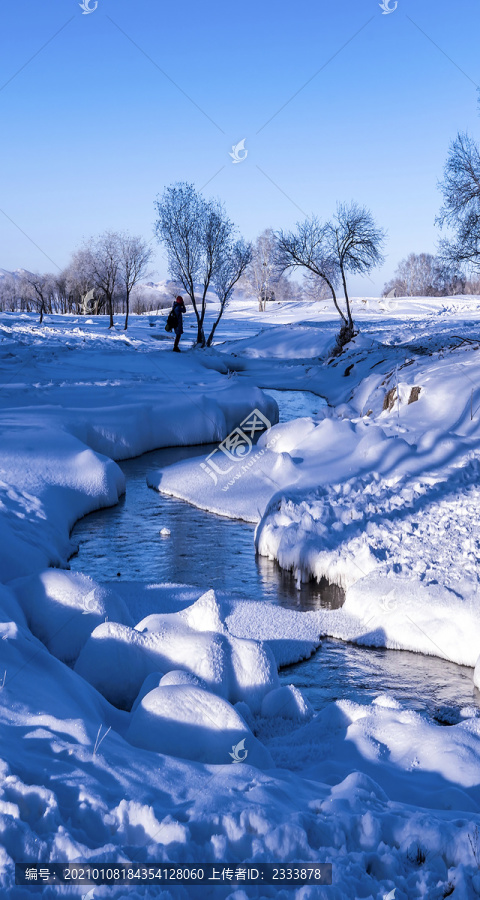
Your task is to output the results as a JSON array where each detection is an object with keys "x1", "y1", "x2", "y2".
[{"x1": 0, "y1": 0, "x2": 478, "y2": 294}]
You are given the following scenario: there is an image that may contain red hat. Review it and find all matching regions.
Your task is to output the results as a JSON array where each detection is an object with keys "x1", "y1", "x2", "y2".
[{"x1": 176, "y1": 295, "x2": 183, "y2": 303}]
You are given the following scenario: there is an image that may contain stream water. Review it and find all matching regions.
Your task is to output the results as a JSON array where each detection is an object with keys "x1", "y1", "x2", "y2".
[{"x1": 70, "y1": 389, "x2": 480, "y2": 725}]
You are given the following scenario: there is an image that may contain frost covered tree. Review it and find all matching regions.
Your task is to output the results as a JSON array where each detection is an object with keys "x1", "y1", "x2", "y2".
[
  {"x1": 437, "y1": 129, "x2": 480, "y2": 278},
  {"x1": 277, "y1": 204, "x2": 384, "y2": 347},
  {"x1": 154, "y1": 182, "x2": 247, "y2": 346},
  {"x1": 207, "y1": 239, "x2": 252, "y2": 346},
  {"x1": 65, "y1": 255, "x2": 103, "y2": 315},
  {"x1": 118, "y1": 234, "x2": 153, "y2": 330},
  {"x1": 0, "y1": 273, "x2": 19, "y2": 311},
  {"x1": 74, "y1": 232, "x2": 121, "y2": 327},
  {"x1": 302, "y1": 270, "x2": 333, "y2": 303},
  {"x1": 383, "y1": 252, "x2": 465, "y2": 297},
  {"x1": 241, "y1": 229, "x2": 281, "y2": 311}
]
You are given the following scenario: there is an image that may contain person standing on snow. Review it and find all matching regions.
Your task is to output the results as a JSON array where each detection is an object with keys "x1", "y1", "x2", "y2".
[{"x1": 172, "y1": 295, "x2": 186, "y2": 352}]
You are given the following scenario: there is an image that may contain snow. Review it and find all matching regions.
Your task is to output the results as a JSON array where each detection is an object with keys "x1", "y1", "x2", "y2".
[
  {"x1": 127, "y1": 683, "x2": 273, "y2": 767},
  {"x1": 75, "y1": 589, "x2": 279, "y2": 712},
  {"x1": 12, "y1": 569, "x2": 133, "y2": 664},
  {"x1": 227, "y1": 323, "x2": 338, "y2": 360},
  {"x1": 1, "y1": 298, "x2": 480, "y2": 898},
  {"x1": 260, "y1": 685, "x2": 313, "y2": 722}
]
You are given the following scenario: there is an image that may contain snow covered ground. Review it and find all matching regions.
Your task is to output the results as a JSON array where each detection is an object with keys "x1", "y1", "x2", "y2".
[{"x1": 2, "y1": 296, "x2": 480, "y2": 898}]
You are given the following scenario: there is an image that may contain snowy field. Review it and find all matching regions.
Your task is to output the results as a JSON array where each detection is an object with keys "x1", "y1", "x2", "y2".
[{"x1": 2, "y1": 295, "x2": 480, "y2": 898}]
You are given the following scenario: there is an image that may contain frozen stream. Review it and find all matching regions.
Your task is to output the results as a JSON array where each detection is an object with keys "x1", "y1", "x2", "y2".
[{"x1": 70, "y1": 389, "x2": 480, "y2": 725}]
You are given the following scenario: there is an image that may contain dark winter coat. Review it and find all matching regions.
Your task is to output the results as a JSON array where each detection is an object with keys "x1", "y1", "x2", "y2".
[{"x1": 172, "y1": 300, "x2": 186, "y2": 335}]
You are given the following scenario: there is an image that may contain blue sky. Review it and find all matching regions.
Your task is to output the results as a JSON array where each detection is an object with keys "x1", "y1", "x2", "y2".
[{"x1": 0, "y1": 0, "x2": 478, "y2": 294}]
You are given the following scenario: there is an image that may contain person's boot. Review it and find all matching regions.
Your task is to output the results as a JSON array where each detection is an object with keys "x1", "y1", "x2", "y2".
[{"x1": 173, "y1": 335, "x2": 181, "y2": 352}]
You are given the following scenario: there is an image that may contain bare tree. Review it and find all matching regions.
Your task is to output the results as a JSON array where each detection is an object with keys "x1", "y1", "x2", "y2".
[
  {"x1": 277, "y1": 205, "x2": 385, "y2": 346},
  {"x1": 21, "y1": 272, "x2": 55, "y2": 323},
  {"x1": 276, "y1": 217, "x2": 345, "y2": 330},
  {"x1": 438, "y1": 130, "x2": 480, "y2": 276},
  {"x1": 154, "y1": 183, "x2": 208, "y2": 344},
  {"x1": 332, "y1": 202, "x2": 386, "y2": 338},
  {"x1": 154, "y1": 182, "x2": 243, "y2": 346},
  {"x1": 118, "y1": 234, "x2": 153, "y2": 330},
  {"x1": 207, "y1": 240, "x2": 252, "y2": 346}
]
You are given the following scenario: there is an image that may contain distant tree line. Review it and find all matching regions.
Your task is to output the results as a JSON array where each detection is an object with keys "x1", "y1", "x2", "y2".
[
  {"x1": 0, "y1": 232, "x2": 155, "y2": 328},
  {"x1": 383, "y1": 253, "x2": 479, "y2": 297}
]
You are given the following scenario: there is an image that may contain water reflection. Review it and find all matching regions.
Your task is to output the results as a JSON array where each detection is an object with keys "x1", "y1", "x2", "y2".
[
  {"x1": 281, "y1": 639, "x2": 480, "y2": 723},
  {"x1": 256, "y1": 556, "x2": 345, "y2": 610},
  {"x1": 70, "y1": 443, "x2": 339, "y2": 610}
]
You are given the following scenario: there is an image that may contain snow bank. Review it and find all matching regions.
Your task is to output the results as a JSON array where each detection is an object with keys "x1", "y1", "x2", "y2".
[
  {"x1": 127, "y1": 684, "x2": 273, "y2": 768},
  {"x1": 12, "y1": 569, "x2": 133, "y2": 664},
  {"x1": 343, "y1": 575, "x2": 480, "y2": 668},
  {"x1": 227, "y1": 323, "x2": 338, "y2": 359},
  {"x1": 0, "y1": 428, "x2": 125, "y2": 582},
  {"x1": 75, "y1": 590, "x2": 279, "y2": 712},
  {"x1": 0, "y1": 316, "x2": 277, "y2": 580}
]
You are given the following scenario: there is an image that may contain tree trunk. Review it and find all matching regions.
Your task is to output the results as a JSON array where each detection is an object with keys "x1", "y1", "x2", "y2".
[
  {"x1": 197, "y1": 300, "x2": 207, "y2": 346},
  {"x1": 324, "y1": 278, "x2": 346, "y2": 326},
  {"x1": 124, "y1": 291, "x2": 129, "y2": 330},
  {"x1": 206, "y1": 303, "x2": 226, "y2": 346},
  {"x1": 340, "y1": 265, "x2": 354, "y2": 331},
  {"x1": 108, "y1": 294, "x2": 114, "y2": 328}
]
